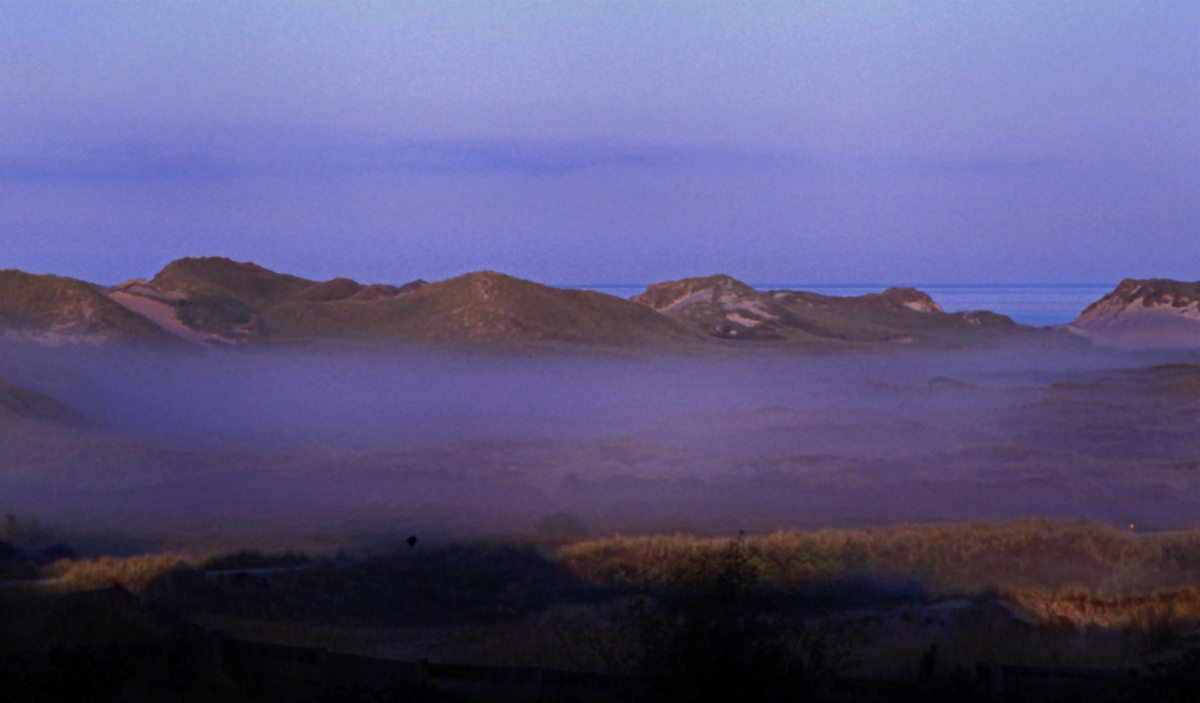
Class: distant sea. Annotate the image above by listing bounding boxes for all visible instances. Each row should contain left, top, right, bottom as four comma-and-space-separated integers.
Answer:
561, 284, 1116, 328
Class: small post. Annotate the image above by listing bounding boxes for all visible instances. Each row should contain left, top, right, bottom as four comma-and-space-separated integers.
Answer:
416, 658, 430, 686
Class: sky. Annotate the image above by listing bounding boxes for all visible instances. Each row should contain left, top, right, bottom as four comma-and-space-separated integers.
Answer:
0, 1, 1196, 286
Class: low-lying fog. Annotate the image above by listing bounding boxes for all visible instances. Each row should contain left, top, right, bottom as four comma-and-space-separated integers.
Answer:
2, 340, 1198, 553
0, 342, 1140, 447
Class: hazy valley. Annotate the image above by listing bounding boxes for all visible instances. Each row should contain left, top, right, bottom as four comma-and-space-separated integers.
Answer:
0, 259, 1197, 546
3, 260, 1200, 701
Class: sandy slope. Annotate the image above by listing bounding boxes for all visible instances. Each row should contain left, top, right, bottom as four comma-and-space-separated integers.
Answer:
109, 291, 211, 345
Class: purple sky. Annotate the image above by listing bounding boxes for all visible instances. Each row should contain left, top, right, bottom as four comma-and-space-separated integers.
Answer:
1, 1, 1196, 286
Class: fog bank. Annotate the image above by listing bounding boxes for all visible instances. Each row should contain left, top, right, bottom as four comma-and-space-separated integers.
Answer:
1, 341, 1197, 552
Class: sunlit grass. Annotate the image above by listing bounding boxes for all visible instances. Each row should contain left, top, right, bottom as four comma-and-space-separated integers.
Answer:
554, 519, 1200, 676
43, 553, 194, 594
24, 520, 1200, 679
560, 518, 1200, 592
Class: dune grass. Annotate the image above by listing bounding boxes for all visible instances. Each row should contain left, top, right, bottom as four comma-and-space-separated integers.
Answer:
43, 553, 194, 594
553, 519, 1200, 677
20, 520, 1200, 682
560, 519, 1200, 603
560, 519, 1197, 586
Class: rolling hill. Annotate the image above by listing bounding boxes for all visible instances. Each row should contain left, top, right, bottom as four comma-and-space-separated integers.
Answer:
109, 257, 321, 344
2, 258, 1111, 350
108, 259, 698, 348
148, 257, 317, 309
0, 270, 181, 347
1070, 279, 1200, 349
630, 274, 1033, 346
262, 270, 703, 346
109, 258, 428, 345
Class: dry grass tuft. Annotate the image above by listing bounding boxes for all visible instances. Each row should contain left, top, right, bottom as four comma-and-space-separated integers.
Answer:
44, 554, 193, 594
558, 519, 1200, 675
559, 519, 1200, 595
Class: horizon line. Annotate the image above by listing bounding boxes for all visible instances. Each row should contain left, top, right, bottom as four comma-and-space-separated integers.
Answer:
555, 282, 1118, 289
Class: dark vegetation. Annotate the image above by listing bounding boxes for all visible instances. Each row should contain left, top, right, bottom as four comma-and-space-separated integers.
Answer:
622, 539, 848, 703
155, 545, 607, 628
204, 550, 313, 571
170, 295, 256, 336
3, 524, 1200, 702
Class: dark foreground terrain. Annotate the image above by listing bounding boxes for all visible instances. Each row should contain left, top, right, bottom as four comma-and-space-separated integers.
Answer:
3, 522, 1200, 703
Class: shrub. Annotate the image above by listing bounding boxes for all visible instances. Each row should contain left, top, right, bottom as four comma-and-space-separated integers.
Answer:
626, 539, 842, 703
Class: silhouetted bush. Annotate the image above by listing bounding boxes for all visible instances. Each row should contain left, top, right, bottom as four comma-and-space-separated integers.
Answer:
627, 539, 845, 703
28, 542, 75, 565
204, 550, 311, 571
1161, 650, 1200, 700
0, 540, 21, 562
149, 543, 611, 627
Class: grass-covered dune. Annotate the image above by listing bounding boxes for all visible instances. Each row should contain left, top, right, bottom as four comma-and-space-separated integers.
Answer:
561, 519, 1200, 594
262, 270, 704, 347
0, 270, 181, 346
